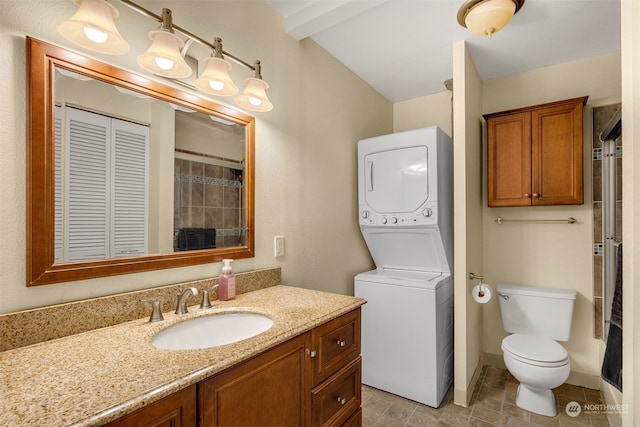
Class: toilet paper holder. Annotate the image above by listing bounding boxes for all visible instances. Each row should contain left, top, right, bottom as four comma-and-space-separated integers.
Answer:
468, 273, 483, 281
469, 273, 487, 298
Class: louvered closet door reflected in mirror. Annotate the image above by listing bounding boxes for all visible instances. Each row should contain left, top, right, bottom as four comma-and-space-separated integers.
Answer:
55, 105, 149, 262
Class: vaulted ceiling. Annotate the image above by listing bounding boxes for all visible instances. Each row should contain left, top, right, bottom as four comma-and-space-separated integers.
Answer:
266, 0, 621, 102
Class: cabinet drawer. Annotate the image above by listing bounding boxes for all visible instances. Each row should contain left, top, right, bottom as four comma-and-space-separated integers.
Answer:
312, 357, 361, 427
311, 308, 361, 385
341, 407, 362, 427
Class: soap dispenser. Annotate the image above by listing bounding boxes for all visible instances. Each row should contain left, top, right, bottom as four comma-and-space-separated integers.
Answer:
218, 259, 236, 301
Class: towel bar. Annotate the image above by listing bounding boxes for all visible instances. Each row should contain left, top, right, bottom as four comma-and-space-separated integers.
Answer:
495, 217, 577, 225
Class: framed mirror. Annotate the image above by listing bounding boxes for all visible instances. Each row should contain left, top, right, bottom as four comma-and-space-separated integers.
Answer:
27, 37, 255, 286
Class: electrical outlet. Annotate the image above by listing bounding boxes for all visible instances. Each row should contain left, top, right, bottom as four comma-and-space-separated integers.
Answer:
274, 236, 285, 257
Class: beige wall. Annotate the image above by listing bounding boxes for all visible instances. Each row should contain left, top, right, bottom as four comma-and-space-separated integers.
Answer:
451, 42, 485, 406
0, 0, 391, 313
621, 0, 640, 424
393, 91, 452, 135
481, 52, 621, 388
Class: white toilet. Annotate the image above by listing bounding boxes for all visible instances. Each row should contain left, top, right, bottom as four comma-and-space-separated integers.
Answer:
497, 283, 577, 417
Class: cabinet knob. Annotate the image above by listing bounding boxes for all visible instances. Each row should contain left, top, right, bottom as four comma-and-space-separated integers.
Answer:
308, 349, 317, 358
336, 339, 346, 347
533, 193, 541, 198
337, 397, 347, 405
524, 193, 531, 198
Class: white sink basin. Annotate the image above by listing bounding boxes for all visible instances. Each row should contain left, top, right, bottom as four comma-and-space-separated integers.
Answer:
151, 313, 274, 350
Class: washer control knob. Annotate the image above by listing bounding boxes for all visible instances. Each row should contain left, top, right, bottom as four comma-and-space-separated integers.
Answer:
422, 208, 433, 217
391, 217, 398, 224
361, 210, 369, 219
381, 217, 388, 224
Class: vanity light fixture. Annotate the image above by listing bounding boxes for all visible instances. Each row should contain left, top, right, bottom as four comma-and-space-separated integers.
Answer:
57, 0, 130, 54
57, 0, 273, 112
235, 61, 273, 112
457, 0, 525, 38
194, 38, 238, 96
136, 8, 192, 79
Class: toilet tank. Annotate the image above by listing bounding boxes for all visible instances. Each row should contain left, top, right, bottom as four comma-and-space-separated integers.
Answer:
497, 283, 577, 341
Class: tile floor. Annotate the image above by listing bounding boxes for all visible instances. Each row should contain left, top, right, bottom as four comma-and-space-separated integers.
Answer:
362, 366, 611, 427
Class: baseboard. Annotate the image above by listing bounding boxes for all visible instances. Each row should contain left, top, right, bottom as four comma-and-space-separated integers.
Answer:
483, 352, 601, 389
600, 379, 624, 427
483, 352, 506, 369
454, 353, 485, 407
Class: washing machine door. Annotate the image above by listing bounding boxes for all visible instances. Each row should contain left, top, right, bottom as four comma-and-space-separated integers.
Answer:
363, 145, 429, 214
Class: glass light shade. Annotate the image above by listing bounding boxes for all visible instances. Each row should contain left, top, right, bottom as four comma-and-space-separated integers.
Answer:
57, 0, 129, 55
194, 57, 238, 96
235, 77, 273, 112
136, 30, 192, 79
465, 0, 516, 37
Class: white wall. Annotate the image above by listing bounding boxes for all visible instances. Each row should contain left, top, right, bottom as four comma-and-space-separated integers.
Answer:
0, 0, 391, 313
481, 52, 621, 387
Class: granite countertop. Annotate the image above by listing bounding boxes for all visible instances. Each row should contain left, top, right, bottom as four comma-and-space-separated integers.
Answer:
0, 285, 365, 426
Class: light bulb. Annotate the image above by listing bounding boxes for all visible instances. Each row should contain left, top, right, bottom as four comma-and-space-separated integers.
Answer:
57, 0, 129, 54
154, 57, 174, 71
209, 80, 225, 91
249, 97, 262, 106
83, 26, 108, 43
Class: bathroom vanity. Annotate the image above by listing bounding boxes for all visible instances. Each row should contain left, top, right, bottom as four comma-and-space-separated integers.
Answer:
0, 285, 363, 426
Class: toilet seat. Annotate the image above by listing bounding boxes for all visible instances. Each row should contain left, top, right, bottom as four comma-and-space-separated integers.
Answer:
502, 334, 569, 367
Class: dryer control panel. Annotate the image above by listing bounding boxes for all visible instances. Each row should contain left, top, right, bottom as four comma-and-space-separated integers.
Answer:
360, 201, 438, 226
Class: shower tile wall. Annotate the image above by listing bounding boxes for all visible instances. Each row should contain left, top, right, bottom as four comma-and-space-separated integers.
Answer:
174, 158, 244, 248
592, 104, 622, 340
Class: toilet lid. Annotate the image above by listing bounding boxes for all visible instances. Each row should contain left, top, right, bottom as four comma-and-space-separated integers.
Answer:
502, 334, 568, 365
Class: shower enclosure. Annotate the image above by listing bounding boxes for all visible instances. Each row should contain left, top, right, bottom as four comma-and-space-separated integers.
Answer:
598, 106, 622, 338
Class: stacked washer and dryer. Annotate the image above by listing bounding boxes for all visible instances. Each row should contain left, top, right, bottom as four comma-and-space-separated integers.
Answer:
354, 126, 454, 408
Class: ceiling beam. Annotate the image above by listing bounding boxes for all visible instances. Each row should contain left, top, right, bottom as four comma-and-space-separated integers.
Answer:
285, 0, 390, 40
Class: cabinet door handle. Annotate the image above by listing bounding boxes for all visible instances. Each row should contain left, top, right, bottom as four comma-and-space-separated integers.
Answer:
336, 339, 346, 347
308, 349, 317, 358
524, 193, 531, 198
337, 397, 347, 405
533, 193, 541, 198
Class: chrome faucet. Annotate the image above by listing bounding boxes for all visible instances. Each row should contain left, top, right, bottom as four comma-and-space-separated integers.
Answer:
200, 285, 219, 309
175, 287, 199, 314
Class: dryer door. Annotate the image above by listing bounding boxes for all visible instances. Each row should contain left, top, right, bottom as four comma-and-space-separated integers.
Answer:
363, 146, 429, 214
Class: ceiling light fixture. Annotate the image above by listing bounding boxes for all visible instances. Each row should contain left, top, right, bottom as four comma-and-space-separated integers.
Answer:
457, 0, 525, 38
57, 0, 130, 54
57, 0, 273, 112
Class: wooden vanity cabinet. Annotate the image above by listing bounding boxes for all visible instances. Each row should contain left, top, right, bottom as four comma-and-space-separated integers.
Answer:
199, 308, 362, 427
484, 96, 588, 207
107, 309, 362, 427
199, 333, 311, 427
310, 308, 362, 427
104, 384, 196, 427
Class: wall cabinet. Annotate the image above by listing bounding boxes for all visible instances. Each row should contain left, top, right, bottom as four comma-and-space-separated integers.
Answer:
484, 96, 588, 207
107, 309, 361, 427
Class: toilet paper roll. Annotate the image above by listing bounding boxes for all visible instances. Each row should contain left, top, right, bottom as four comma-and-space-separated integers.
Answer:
472, 283, 492, 304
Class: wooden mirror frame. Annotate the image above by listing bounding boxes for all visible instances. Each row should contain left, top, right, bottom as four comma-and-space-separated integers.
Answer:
26, 37, 255, 286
